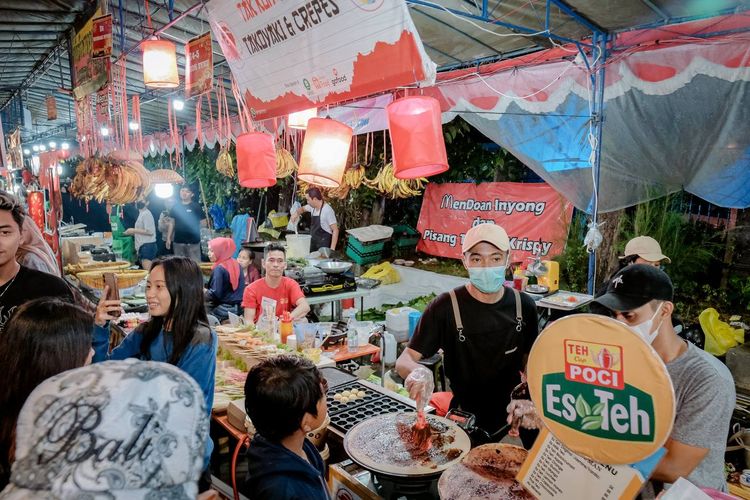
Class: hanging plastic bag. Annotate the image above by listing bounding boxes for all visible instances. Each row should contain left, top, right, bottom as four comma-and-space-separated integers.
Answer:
699, 308, 744, 356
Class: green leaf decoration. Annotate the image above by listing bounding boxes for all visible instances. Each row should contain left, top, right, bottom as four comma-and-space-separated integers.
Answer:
582, 417, 602, 431
575, 394, 592, 418
592, 402, 605, 416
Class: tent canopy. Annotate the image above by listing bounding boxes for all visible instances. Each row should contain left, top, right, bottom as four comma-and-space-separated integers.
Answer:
0, 0, 749, 210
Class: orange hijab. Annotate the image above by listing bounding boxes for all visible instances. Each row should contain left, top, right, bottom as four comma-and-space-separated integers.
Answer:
209, 237, 240, 290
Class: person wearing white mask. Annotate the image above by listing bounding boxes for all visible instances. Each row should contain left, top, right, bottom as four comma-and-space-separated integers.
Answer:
396, 223, 539, 443
509, 264, 735, 494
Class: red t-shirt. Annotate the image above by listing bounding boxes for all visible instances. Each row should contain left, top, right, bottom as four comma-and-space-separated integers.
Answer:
241, 276, 305, 320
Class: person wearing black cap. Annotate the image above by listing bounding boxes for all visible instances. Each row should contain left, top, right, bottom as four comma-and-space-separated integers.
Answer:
592, 264, 735, 494
508, 265, 735, 493
169, 184, 206, 262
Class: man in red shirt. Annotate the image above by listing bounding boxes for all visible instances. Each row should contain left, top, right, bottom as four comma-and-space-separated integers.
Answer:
242, 243, 310, 324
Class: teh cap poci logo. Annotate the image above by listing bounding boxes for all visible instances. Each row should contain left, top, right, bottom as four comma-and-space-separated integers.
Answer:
527, 315, 675, 464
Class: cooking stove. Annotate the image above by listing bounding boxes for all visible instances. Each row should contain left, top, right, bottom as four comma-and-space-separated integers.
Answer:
371, 473, 439, 499
327, 381, 415, 434
286, 266, 357, 297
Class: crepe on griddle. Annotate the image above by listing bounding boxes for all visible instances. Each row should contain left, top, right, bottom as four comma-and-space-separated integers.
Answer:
438, 444, 534, 500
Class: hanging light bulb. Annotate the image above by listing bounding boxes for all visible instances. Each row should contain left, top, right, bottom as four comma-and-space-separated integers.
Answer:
236, 132, 277, 188
61, 142, 70, 150
172, 99, 184, 111
142, 39, 179, 88
387, 96, 449, 179
23, 149, 30, 155
129, 121, 140, 131
101, 127, 110, 137
288, 107, 317, 130
32, 145, 39, 152
39, 144, 46, 151
154, 183, 175, 199
298, 118, 353, 188
49, 141, 57, 149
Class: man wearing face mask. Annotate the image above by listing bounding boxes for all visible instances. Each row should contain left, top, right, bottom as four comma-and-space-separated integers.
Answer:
591, 264, 735, 493
396, 223, 539, 442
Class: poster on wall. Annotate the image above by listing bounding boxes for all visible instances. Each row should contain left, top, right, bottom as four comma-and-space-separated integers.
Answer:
416, 182, 573, 261
185, 33, 214, 98
92, 14, 112, 58
72, 10, 111, 99
206, 0, 436, 120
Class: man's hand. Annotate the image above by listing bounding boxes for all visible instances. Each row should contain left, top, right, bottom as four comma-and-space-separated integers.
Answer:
506, 399, 543, 430
405, 365, 433, 401
166, 240, 172, 250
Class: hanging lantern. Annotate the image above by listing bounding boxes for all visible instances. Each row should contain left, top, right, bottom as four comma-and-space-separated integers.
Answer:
288, 107, 317, 130
387, 96, 448, 179
142, 39, 179, 88
298, 118, 353, 188
237, 132, 276, 188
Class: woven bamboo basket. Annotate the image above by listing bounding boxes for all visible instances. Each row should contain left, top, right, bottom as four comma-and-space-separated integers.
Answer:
77, 270, 148, 290
64, 261, 131, 276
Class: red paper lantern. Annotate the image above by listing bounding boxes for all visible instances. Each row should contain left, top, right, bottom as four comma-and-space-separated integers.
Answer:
298, 118, 353, 188
387, 96, 448, 179
142, 39, 179, 88
237, 132, 276, 188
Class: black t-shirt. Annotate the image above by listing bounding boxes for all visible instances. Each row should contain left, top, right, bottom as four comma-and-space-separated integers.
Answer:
170, 201, 204, 244
409, 285, 539, 433
0, 266, 74, 334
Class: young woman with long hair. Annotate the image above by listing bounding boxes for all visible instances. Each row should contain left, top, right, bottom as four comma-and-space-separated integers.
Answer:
93, 255, 218, 484
0, 298, 94, 489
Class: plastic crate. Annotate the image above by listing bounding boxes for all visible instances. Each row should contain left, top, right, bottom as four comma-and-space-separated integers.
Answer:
346, 234, 387, 255
391, 224, 419, 249
346, 242, 382, 265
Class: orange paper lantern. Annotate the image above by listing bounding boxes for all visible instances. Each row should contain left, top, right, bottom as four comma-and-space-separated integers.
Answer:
142, 39, 179, 88
387, 96, 448, 179
237, 132, 276, 188
298, 118, 353, 188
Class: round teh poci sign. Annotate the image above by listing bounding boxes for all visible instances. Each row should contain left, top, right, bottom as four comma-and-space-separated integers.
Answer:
526, 314, 676, 465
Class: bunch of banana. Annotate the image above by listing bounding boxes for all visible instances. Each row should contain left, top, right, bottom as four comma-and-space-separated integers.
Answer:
276, 147, 297, 178
363, 163, 428, 198
390, 177, 427, 199
342, 165, 366, 189
327, 182, 351, 200
216, 147, 234, 177
70, 155, 151, 204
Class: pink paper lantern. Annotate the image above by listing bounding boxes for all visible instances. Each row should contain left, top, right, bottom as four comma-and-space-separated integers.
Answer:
237, 132, 276, 188
387, 96, 449, 179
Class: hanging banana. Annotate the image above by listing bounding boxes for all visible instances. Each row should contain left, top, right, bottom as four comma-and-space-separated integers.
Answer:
276, 147, 297, 178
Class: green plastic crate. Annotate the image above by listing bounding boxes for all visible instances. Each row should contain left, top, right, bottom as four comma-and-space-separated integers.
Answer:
346, 242, 382, 265
391, 224, 420, 249
346, 234, 387, 255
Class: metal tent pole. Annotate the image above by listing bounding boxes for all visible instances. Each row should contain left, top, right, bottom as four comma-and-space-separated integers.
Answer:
587, 31, 609, 295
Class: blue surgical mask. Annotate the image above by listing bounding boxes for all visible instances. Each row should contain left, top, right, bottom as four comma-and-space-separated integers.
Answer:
468, 266, 506, 293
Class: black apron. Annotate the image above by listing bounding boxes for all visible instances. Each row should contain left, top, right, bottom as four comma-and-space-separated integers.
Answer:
310, 203, 333, 251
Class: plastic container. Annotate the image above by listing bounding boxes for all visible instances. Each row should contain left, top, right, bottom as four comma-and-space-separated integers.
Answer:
387, 327, 409, 343
345, 242, 382, 265
408, 311, 422, 339
391, 224, 420, 249
386, 307, 418, 332
347, 234, 387, 255
286, 234, 311, 258
382, 332, 397, 365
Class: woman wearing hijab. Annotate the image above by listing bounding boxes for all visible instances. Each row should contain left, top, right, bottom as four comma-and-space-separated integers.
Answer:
205, 237, 246, 322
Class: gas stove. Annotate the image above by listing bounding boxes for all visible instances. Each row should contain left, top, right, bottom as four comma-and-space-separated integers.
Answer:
286, 266, 357, 296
